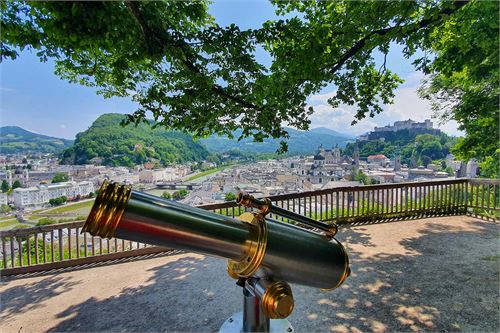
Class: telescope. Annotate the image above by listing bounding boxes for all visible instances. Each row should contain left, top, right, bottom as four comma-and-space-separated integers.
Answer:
83, 181, 350, 332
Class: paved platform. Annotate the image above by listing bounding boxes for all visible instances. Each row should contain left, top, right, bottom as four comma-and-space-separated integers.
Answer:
1, 216, 499, 332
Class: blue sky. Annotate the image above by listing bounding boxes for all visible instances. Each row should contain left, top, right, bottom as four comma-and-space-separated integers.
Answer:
0, 0, 460, 139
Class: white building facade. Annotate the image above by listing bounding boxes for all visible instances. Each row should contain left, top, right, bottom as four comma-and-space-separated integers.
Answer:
13, 181, 94, 209
0, 193, 8, 206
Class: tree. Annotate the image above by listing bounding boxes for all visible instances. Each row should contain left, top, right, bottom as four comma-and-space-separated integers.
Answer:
224, 192, 236, 202
12, 180, 22, 189
444, 166, 454, 176
1, 180, 10, 193
353, 171, 368, 185
36, 217, 57, 226
0, 204, 12, 214
161, 191, 172, 200
420, 156, 432, 168
2, 1, 481, 153
48, 196, 67, 206
415, 134, 444, 160
52, 172, 69, 183
418, 1, 499, 177
206, 155, 220, 166
172, 189, 188, 200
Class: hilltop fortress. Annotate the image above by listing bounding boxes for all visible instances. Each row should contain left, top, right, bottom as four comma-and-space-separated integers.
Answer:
359, 119, 441, 141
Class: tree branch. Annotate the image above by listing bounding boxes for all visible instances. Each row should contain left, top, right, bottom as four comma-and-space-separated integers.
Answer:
322, 0, 469, 76
125, 1, 264, 112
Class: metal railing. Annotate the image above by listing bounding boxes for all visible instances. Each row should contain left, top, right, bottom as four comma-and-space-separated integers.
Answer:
1, 178, 498, 276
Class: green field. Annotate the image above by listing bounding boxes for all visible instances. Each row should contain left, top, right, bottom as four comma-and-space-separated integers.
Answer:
186, 166, 228, 182
38, 200, 95, 215
0, 218, 21, 230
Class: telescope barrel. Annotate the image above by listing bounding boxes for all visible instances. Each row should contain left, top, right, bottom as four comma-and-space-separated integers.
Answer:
83, 182, 249, 260
83, 181, 349, 290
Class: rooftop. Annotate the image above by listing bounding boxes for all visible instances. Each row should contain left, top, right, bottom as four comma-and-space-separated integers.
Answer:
1, 216, 498, 332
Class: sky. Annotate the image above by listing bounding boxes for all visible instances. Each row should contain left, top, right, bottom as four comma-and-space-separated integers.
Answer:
0, 0, 461, 140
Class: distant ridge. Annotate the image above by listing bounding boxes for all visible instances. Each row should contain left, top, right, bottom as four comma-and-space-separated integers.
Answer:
309, 127, 354, 138
200, 127, 354, 154
0, 126, 73, 154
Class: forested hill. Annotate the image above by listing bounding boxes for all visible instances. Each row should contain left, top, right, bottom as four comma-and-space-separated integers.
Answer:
0, 126, 73, 154
343, 130, 457, 166
60, 113, 208, 166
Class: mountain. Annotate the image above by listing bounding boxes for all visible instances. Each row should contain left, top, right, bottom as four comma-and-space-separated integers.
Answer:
60, 113, 209, 166
0, 126, 73, 154
309, 127, 354, 138
200, 127, 354, 154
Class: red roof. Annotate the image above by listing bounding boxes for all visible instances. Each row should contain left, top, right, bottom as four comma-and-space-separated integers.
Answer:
367, 154, 387, 160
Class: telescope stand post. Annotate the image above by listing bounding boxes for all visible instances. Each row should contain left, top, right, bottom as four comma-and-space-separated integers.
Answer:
219, 287, 294, 333
243, 287, 270, 332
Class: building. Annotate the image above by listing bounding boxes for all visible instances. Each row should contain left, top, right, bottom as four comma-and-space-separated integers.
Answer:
313, 145, 342, 166
13, 181, 94, 209
466, 159, 479, 178
0, 193, 8, 206
367, 154, 388, 166
373, 119, 433, 133
360, 119, 440, 141
139, 169, 166, 183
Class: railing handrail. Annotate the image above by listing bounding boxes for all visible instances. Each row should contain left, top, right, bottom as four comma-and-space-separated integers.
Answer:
198, 178, 473, 210
2, 178, 498, 238
0, 220, 86, 238
468, 178, 500, 185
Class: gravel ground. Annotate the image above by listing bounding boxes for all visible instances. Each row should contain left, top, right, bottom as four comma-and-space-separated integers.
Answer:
1, 216, 498, 333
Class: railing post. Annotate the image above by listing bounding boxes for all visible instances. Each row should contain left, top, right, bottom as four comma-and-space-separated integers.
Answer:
1, 237, 6, 269
464, 180, 469, 214
335, 190, 339, 224
58, 229, 63, 262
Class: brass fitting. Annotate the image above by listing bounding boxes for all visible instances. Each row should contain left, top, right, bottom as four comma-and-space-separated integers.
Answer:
82, 181, 132, 239
236, 192, 271, 216
227, 212, 268, 278
261, 281, 294, 319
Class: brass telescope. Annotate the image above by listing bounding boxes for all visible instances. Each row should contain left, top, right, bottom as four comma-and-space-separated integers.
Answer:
83, 181, 350, 332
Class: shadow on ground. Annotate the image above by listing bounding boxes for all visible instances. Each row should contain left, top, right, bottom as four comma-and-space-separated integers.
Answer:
1, 218, 498, 332
48, 255, 241, 332
1, 276, 79, 321
292, 219, 499, 333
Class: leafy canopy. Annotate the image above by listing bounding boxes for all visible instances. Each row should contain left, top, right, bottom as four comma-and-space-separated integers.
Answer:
417, 1, 499, 177
1, 180, 10, 193
2, 0, 496, 162
52, 172, 69, 183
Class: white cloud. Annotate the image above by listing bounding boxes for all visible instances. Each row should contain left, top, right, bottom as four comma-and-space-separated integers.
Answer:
60, 124, 67, 129
309, 90, 337, 103
307, 71, 463, 137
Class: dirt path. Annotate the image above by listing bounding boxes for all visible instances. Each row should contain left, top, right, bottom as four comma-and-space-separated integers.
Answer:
1, 216, 498, 332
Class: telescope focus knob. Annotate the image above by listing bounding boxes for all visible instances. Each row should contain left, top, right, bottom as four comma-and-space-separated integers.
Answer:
248, 279, 294, 319
262, 281, 294, 319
